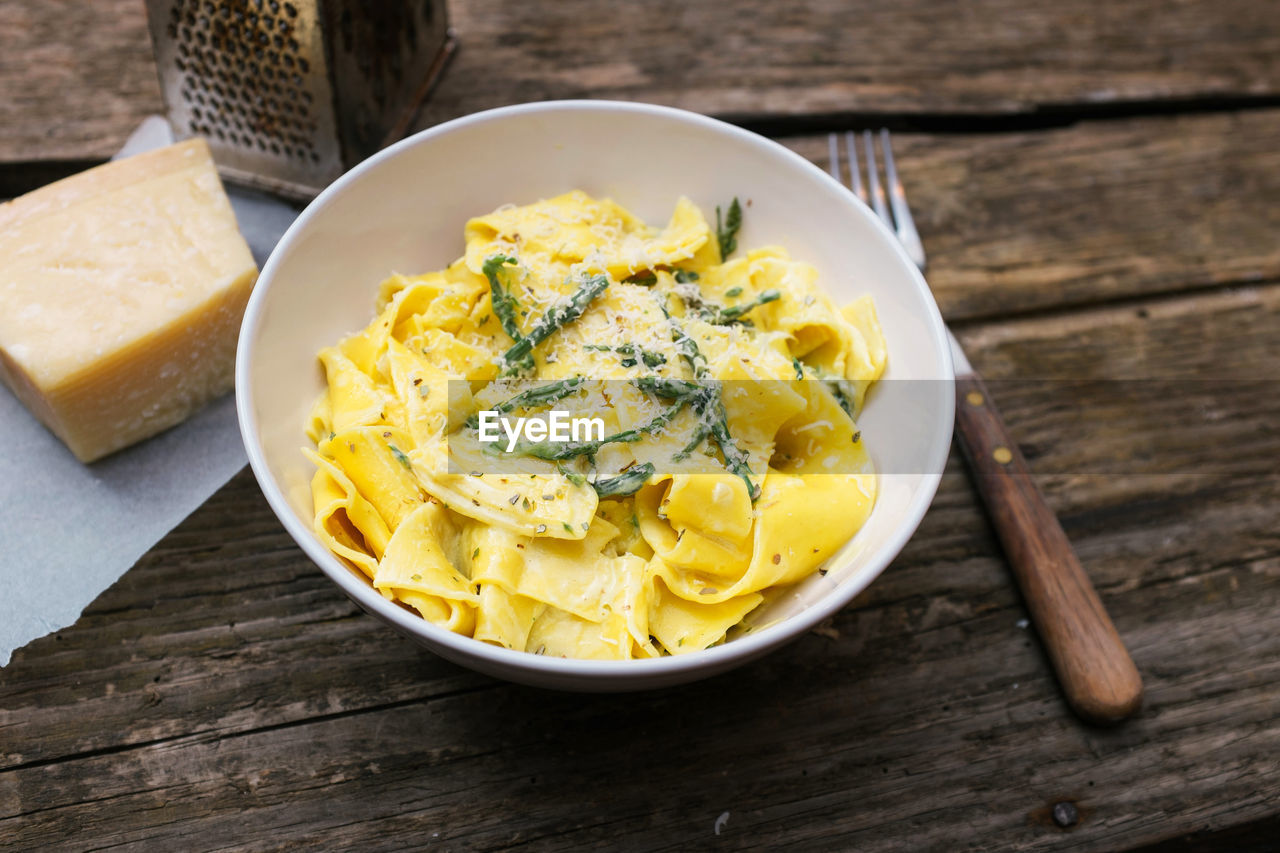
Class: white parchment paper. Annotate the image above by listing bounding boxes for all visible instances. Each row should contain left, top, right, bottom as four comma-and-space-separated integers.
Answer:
0, 117, 300, 666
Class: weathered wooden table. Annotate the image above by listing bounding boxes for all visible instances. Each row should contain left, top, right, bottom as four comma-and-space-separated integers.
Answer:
3, 1, 1279, 849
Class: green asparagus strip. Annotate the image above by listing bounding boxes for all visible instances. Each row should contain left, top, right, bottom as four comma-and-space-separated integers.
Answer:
709, 409, 760, 500
716, 197, 742, 259
556, 461, 587, 487
482, 254, 525, 342
823, 378, 858, 420
673, 402, 715, 461
500, 272, 610, 373
592, 463, 656, 498
634, 347, 668, 368
632, 376, 702, 399
387, 444, 412, 470
465, 377, 586, 428
708, 289, 781, 324
583, 344, 667, 367
663, 310, 710, 377
507, 398, 686, 461
658, 306, 761, 499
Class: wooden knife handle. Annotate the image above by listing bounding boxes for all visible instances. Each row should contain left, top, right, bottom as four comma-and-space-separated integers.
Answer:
954, 373, 1143, 724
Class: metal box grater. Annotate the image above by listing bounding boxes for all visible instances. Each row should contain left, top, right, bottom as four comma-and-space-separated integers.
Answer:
144, 0, 456, 199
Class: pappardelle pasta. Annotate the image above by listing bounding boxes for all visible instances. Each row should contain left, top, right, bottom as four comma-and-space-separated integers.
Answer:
305, 191, 886, 659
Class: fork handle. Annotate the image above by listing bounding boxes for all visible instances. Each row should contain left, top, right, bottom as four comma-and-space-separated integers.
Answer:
954, 372, 1143, 724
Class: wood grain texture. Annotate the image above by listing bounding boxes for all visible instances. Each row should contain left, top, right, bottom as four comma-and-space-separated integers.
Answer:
0, 0, 162, 163
5, 0, 1280, 161
7, 109, 1280, 326
955, 372, 1142, 724
781, 109, 1280, 321
2, 284, 1277, 851
3, 2, 1279, 847
7, 110, 1279, 324
4, 4, 1280, 322
417, 0, 1280, 125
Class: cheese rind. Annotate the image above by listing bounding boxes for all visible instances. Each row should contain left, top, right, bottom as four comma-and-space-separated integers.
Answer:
0, 139, 258, 462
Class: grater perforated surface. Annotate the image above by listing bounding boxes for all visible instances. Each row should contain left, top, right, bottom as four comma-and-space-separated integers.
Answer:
150, 0, 344, 198
147, 0, 454, 199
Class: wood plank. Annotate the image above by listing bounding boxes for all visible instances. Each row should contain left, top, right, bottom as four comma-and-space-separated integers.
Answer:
781, 109, 1280, 321
8, 107, 1277, 327
417, 0, 1280, 127
0, 0, 161, 163
5, 0, 1280, 162
1, 475, 1276, 851
2, 284, 1277, 850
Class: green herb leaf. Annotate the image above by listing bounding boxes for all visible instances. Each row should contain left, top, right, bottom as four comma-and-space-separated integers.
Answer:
673, 269, 700, 284
481, 254, 525, 343
466, 377, 585, 428
716, 197, 743, 260
506, 398, 686, 461
583, 344, 666, 368
708, 288, 780, 324
823, 379, 858, 420
661, 312, 760, 499
556, 461, 587, 487
500, 272, 610, 374
387, 443, 412, 469
708, 404, 760, 500
632, 376, 701, 399
593, 463, 656, 498
725, 286, 743, 298
624, 272, 658, 286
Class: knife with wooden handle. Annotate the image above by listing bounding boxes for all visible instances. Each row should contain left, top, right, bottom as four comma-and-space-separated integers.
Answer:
949, 332, 1144, 724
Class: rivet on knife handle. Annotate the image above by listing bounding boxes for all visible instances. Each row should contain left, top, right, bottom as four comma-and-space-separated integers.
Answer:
954, 372, 1144, 724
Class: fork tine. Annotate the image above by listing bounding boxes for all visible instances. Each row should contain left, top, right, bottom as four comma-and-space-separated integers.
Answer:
844, 131, 865, 203
826, 133, 841, 182
862, 130, 892, 230
879, 128, 927, 270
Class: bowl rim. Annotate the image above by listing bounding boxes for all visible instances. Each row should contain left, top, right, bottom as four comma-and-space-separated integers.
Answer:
236, 99, 954, 680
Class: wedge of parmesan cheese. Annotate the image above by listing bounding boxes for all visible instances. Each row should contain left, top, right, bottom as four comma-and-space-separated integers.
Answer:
0, 138, 258, 462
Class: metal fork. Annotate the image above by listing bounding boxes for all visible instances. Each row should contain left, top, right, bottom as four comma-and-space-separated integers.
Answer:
829, 130, 1143, 725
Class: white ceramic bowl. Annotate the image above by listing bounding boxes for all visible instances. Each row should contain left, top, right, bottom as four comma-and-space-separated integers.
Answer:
236, 101, 953, 690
